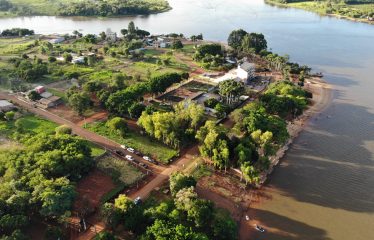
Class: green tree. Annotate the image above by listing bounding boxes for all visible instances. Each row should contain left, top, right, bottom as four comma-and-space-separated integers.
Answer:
187, 199, 214, 228
172, 40, 184, 49
32, 177, 76, 217
128, 21, 136, 35
174, 187, 197, 212
227, 29, 248, 50
5, 111, 15, 121
100, 31, 107, 41
63, 52, 72, 63
240, 162, 259, 185
68, 92, 91, 115
169, 173, 197, 197
55, 125, 72, 135
94, 231, 117, 240
28, 90, 40, 101
212, 210, 238, 240
106, 117, 127, 137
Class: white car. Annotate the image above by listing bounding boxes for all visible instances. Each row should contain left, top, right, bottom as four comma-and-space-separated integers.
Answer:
127, 148, 135, 153
143, 156, 151, 161
125, 155, 134, 161
120, 145, 126, 149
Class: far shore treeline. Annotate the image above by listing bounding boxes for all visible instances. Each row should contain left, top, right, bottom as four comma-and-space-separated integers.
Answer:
0, 0, 170, 17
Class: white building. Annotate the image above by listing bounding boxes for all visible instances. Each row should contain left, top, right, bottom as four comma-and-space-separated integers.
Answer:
106, 28, 117, 42
72, 56, 85, 64
237, 62, 256, 84
49, 37, 65, 44
0, 100, 15, 112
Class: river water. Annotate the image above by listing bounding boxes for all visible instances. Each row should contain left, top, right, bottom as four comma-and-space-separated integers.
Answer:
1, 0, 373, 239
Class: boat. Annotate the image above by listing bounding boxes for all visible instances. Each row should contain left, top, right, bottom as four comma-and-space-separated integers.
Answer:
255, 224, 265, 233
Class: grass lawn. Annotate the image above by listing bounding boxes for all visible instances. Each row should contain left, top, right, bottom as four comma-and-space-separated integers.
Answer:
97, 155, 144, 185
0, 114, 106, 157
85, 121, 179, 164
46, 88, 68, 102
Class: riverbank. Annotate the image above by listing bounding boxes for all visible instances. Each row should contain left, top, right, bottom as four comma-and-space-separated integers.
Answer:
240, 76, 334, 239
0, 0, 171, 18
265, 0, 374, 25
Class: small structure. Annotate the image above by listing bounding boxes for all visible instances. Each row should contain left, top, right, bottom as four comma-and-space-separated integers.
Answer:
72, 56, 85, 64
35, 86, 45, 94
40, 91, 53, 99
49, 37, 65, 44
0, 100, 15, 112
106, 28, 117, 42
153, 37, 170, 48
237, 61, 256, 84
37, 96, 62, 109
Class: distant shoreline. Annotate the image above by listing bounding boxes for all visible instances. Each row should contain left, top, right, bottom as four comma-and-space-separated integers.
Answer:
265, 0, 374, 25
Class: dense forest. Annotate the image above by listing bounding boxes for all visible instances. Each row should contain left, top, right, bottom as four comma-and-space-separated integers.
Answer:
0, 0, 170, 17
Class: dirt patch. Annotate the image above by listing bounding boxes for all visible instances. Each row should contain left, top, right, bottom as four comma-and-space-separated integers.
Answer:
74, 168, 116, 211
77, 111, 108, 127
48, 104, 83, 123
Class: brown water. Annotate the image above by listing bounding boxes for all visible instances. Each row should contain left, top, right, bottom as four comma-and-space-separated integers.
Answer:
1, 0, 374, 239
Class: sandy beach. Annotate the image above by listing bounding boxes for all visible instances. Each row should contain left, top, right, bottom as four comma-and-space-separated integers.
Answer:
239, 76, 334, 240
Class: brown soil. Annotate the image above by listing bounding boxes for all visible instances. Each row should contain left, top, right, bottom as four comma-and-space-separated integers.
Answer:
48, 104, 84, 123
74, 168, 116, 212
77, 111, 108, 127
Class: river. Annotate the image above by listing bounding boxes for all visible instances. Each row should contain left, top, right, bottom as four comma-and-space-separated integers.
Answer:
1, 0, 373, 239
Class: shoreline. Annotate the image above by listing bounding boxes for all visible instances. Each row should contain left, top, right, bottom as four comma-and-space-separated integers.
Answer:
265, 0, 374, 25
240, 76, 334, 239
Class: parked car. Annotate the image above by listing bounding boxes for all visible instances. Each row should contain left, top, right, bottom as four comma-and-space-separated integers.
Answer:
139, 162, 149, 169
120, 145, 126, 149
133, 160, 139, 164
115, 150, 124, 156
127, 148, 135, 153
134, 150, 142, 156
143, 156, 158, 165
134, 196, 142, 205
125, 155, 134, 161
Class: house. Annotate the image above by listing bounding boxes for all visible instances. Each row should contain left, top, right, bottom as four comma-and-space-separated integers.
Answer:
40, 91, 53, 99
106, 28, 117, 42
49, 37, 65, 44
35, 86, 45, 94
0, 100, 15, 112
153, 37, 170, 48
72, 56, 85, 64
37, 96, 62, 109
237, 61, 255, 84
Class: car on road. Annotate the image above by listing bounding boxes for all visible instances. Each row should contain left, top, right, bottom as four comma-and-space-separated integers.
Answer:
139, 162, 149, 169
134, 196, 142, 205
127, 147, 135, 153
143, 156, 158, 165
125, 155, 134, 161
120, 145, 126, 149
134, 150, 142, 156
115, 150, 124, 156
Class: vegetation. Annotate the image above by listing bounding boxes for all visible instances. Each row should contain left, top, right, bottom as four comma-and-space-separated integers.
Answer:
99, 173, 237, 239
85, 121, 178, 164
0, 0, 170, 17
265, 0, 374, 22
97, 155, 144, 185
0, 126, 93, 238
138, 101, 206, 149
0, 28, 34, 36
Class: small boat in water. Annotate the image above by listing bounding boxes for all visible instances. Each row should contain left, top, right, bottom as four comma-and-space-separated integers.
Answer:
255, 224, 265, 233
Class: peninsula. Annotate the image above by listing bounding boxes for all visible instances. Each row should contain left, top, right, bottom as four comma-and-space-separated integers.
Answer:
266, 0, 374, 24
0, 0, 171, 17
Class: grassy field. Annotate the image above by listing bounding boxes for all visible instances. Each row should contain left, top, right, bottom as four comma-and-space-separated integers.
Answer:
0, 115, 106, 157
97, 155, 144, 185
85, 121, 179, 163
